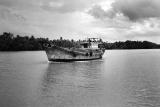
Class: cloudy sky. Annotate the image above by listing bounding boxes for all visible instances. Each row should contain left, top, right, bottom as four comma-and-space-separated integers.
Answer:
0, 0, 160, 43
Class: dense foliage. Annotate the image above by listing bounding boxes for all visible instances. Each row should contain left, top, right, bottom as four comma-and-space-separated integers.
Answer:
104, 40, 160, 49
0, 32, 160, 51
0, 32, 79, 51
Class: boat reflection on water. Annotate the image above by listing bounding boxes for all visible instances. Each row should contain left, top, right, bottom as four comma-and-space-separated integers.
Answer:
40, 61, 105, 107
42, 60, 104, 91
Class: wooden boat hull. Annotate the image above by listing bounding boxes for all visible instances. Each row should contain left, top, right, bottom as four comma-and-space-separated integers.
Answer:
48, 57, 102, 62
45, 45, 105, 62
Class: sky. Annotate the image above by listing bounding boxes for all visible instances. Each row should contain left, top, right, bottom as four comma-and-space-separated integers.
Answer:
0, 0, 160, 43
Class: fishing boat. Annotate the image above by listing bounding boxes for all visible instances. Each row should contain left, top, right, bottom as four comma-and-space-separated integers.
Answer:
45, 38, 105, 62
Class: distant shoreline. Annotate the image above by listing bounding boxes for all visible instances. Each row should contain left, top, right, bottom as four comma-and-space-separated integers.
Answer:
0, 48, 160, 53
0, 32, 160, 51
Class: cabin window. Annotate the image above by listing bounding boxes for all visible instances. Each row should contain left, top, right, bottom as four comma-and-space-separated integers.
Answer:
83, 44, 88, 48
90, 51, 93, 56
85, 53, 89, 56
81, 43, 89, 48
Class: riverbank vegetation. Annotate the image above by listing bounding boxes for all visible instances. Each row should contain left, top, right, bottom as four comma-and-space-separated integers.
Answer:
0, 32, 79, 51
0, 32, 160, 51
103, 41, 160, 49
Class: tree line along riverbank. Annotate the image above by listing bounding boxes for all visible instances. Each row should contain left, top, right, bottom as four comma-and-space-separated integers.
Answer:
0, 32, 160, 51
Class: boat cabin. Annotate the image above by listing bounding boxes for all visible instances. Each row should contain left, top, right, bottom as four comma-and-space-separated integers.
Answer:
80, 42, 91, 48
80, 38, 103, 49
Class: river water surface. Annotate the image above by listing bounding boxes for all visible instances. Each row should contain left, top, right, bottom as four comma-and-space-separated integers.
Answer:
0, 50, 160, 107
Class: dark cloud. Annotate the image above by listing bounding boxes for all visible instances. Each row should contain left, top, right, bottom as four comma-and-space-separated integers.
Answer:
88, 5, 115, 19
112, 0, 160, 21
88, 0, 160, 21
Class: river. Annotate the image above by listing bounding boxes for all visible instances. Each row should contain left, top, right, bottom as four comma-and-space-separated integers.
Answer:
0, 50, 160, 107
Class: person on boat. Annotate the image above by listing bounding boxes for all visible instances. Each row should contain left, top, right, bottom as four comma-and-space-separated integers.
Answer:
90, 51, 93, 56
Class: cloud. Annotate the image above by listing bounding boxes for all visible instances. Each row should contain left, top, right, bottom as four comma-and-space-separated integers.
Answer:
88, 0, 160, 21
0, 6, 26, 22
88, 5, 115, 19
112, 0, 160, 21
0, 0, 160, 43
40, 0, 102, 13
0, 0, 39, 10
41, 0, 82, 13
